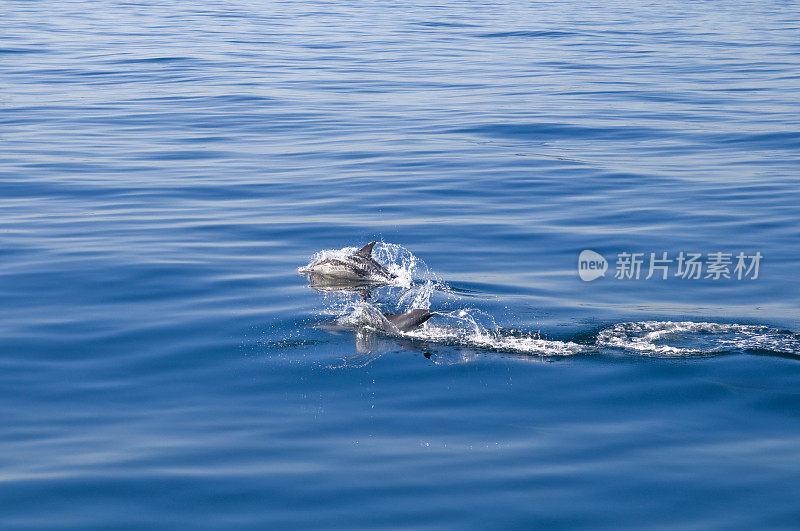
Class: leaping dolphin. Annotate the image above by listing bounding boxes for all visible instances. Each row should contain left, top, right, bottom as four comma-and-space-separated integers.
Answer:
299, 242, 397, 282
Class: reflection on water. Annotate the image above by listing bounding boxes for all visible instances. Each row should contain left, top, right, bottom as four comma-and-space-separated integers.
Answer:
304, 272, 383, 300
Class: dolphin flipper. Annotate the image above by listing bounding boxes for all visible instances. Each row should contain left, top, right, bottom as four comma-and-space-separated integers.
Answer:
355, 241, 377, 258
384, 309, 433, 332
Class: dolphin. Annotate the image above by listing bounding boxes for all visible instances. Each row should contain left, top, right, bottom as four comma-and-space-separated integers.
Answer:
299, 242, 397, 282
316, 308, 433, 334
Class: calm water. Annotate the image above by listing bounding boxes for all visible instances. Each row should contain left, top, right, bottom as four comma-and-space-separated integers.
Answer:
2, 0, 800, 527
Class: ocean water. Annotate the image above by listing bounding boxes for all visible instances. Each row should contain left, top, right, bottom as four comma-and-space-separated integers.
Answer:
2, 0, 800, 527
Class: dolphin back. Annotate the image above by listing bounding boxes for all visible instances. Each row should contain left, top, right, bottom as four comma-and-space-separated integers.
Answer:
384, 309, 433, 332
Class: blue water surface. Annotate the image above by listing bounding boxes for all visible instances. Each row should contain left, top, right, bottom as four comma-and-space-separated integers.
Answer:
2, 0, 800, 528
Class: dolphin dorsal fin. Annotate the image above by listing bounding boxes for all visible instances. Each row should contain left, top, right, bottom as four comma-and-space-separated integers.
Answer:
355, 241, 377, 257
384, 309, 433, 332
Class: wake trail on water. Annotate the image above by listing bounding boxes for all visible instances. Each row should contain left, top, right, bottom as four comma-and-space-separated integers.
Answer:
596, 321, 800, 358
305, 242, 800, 359
334, 302, 586, 357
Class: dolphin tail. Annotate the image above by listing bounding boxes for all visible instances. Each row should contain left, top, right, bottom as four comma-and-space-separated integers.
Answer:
355, 241, 377, 257
384, 309, 433, 332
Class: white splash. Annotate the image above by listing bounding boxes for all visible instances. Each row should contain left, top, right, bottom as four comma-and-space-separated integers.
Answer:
596, 321, 800, 357
334, 302, 389, 330
406, 309, 585, 357
371, 241, 432, 287
333, 302, 585, 357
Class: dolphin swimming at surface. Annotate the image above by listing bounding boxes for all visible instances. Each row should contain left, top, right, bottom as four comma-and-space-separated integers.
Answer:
316, 308, 433, 334
299, 241, 397, 282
